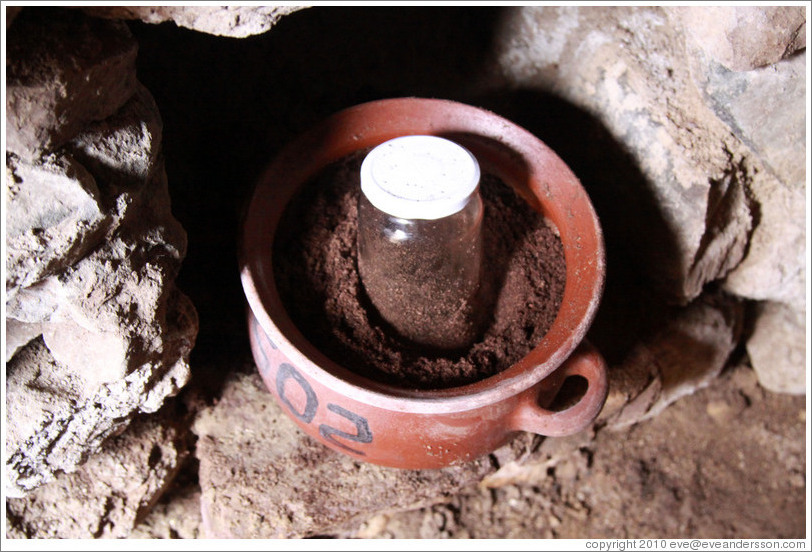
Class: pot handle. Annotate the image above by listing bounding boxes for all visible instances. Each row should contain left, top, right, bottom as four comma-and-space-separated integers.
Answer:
509, 340, 608, 437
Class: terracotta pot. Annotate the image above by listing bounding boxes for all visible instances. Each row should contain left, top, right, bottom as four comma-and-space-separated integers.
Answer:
240, 98, 607, 469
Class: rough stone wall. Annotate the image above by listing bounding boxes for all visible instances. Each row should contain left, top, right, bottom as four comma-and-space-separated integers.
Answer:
5, 401, 194, 538
489, 5, 806, 395
3, 4, 806, 539
79, 5, 308, 38
4, 8, 198, 502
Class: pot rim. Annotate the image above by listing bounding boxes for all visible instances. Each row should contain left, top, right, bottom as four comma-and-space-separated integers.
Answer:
240, 97, 605, 414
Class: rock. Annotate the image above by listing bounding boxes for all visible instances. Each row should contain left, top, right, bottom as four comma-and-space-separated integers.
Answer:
355, 513, 393, 539
722, 160, 805, 308
746, 302, 806, 395
43, 175, 186, 383
721, 173, 804, 397
6, 85, 185, 385
5, 8, 138, 161
5, 402, 193, 538
705, 394, 748, 424
193, 370, 499, 538
4, 289, 195, 497
4, 10, 197, 498
5, 318, 43, 362
721, 171, 804, 398
6, 164, 188, 385
682, 153, 754, 303
5, 153, 110, 294
683, 23, 806, 397
697, 51, 806, 383
602, 294, 743, 429
80, 5, 308, 38
697, 51, 806, 189
491, 6, 760, 304
666, 6, 806, 72
68, 81, 165, 190
38, 233, 174, 383
5, 83, 164, 298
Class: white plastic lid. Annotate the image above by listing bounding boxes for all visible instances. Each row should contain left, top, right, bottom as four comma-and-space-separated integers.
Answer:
360, 135, 481, 220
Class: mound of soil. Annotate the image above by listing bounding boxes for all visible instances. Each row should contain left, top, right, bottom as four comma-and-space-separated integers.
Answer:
273, 151, 567, 389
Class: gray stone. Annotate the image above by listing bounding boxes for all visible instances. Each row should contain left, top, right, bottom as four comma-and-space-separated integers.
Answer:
5, 403, 192, 538
6, 85, 185, 385
666, 6, 806, 72
492, 6, 760, 304
678, 17, 806, 397
698, 50, 806, 191
723, 176, 805, 306
4, 20, 197, 498
43, 226, 184, 383
706, 55, 807, 382
192, 370, 500, 538
5, 318, 44, 363
726, 177, 805, 395
746, 302, 806, 395
5, 9, 138, 160
41, 172, 186, 385
5, 153, 110, 294
80, 5, 308, 38
68, 82, 165, 190
683, 153, 754, 303
4, 289, 195, 497
6, 166, 188, 386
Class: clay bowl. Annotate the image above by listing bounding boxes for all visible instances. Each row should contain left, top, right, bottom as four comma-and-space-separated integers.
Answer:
240, 98, 607, 469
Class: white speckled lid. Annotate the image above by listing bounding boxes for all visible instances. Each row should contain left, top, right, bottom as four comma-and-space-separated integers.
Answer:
360, 135, 480, 220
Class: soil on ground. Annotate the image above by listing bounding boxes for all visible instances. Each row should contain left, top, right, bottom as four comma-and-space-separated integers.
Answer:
348, 364, 807, 539
133, 363, 806, 539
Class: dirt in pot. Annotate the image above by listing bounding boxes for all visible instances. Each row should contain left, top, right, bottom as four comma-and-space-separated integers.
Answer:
273, 150, 566, 389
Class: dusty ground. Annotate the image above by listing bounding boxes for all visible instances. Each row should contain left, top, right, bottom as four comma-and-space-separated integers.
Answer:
345, 364, 806, 539
132, 362, 806, 539
358, 367, 806, 538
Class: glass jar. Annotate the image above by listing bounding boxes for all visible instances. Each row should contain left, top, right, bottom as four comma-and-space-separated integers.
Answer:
357, 135, 485, 351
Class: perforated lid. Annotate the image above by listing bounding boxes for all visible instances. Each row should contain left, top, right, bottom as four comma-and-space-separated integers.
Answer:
360, 135, 481, 220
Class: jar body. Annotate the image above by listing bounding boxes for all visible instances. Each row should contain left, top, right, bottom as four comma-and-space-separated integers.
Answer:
357, 191, 485, 350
